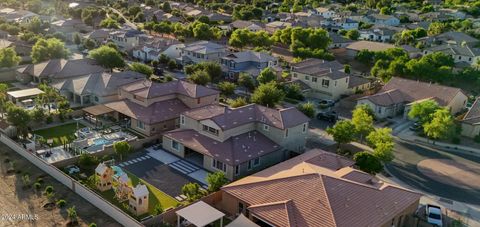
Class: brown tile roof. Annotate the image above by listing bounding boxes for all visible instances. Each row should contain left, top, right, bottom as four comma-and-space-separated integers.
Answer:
346, 40, 395, 52
347, 76, 371, 88
164, 129, 280, 165
121, 80, 219, 99
462, 98, 480, 125
183, 104, 310, 130
360, 77, 465, 107
104, 99, 189, 124
222, 149, 422, 227
292, 60, 348, 80
17, 59, 105, 79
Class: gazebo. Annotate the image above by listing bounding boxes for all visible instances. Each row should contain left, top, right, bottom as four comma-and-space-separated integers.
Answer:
176, 201, 225, 227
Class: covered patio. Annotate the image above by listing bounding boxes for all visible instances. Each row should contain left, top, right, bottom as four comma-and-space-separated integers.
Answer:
176, 201, 225, 227
82, 104, 115, 128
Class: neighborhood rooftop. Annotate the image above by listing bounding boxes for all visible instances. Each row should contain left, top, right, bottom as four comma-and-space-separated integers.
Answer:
121, 79, 220, 99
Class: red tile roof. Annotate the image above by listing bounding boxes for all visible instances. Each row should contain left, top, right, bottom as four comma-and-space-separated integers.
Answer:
222, 149, 422, 227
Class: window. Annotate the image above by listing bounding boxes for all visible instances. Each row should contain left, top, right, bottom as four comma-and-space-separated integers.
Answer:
334, 81, 337, 86
302, 123, 307, 133
137, 121, 145, 130
197, 98, 201, 104
180, 115, 185, 125
312, 77, 317, 82
212, 159, 226, 172
263, 124, 269, 131
305, 75, 310, 81
94, 96, 99, 102
235, 165, 240, 176
322, 79, 330, 87
172, 140, 179, 150
203, 124, 219, 136
253, 157, 260, 166
248, 158, 260, 170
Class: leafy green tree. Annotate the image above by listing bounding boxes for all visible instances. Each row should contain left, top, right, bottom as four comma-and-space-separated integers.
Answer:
73, 33, 82, 47
153, 203, 164, 215
88, 46, 125, 71
31, 38, 69, 63
167, 60, 177, 70
129, 62, 153, 76
352, 106, 374, 142
83, 38, 96, 50
228, 29, 250, 49
206, 171, 229, 192
344, 64, 351, 74
424, 108, 455, 141
218, 81, 236, 96
30, 107, 46, 123
162, 2, 172, 13
257, 67, 277, 84
367, 128, 393, 148
408, 100, 440, 124
372, 142, 395, 162
100, 17, 120, 29
354, 151, 383, 174
185, 62, 222, 82
251, 82, 285, 107
346, 30, 360, 40
428, 22, 448, 36
188, 70, 211, 86
192, 22, 214, 40
227, 97, 248, 108
113, 141, 132, 161
326, 120, 356, 149
0, 48, 21, 68
238, 73, 255, 92
182, 182, 203, 201
6, 104, 31, 138
23, 16, 43, 34
284, 83, 304, 100
0, 83, 9, 118
297, 102, 315, 118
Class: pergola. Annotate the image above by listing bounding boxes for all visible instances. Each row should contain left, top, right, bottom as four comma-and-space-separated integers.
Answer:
226, 214, 259, 227
176, 201, 225, 227
82, 104, 114, 127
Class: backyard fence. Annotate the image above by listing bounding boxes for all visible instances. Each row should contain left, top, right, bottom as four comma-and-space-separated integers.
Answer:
0, 133, 143, 227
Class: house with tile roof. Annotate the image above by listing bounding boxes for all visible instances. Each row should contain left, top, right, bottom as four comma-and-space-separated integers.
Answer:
229, 20, 265, 32
51, 71, 146, 106
16, 59, 106, 83
162, 103, 310, 180
364, 14, 400, 26
178, 41, 227, 65
461, 98, 480, 139
358, 77, 468, 119
291, 59, 371, 100
132, 37, 181, 62
83, 79, 220, 136
220, 51, 279, 79
423, 44, 480, 67
108, 29, 146, 51
219, 149, 422, 227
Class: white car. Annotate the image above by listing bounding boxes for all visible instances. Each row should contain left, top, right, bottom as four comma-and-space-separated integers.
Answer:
65, 165, 80, 175
426, 204, 443, 226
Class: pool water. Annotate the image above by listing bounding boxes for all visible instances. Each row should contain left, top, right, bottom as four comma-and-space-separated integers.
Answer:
93, 138, 112, 146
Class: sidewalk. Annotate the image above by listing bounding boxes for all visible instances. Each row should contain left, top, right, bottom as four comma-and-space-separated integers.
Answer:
396, 128, 480, 156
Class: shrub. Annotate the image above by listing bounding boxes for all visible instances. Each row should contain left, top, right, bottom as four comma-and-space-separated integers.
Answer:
451, 137, 460, 144
44, 185, 54, 194
46, 115, 53, 124
34, 182, 41, 190
474, 134, 480, 143
353, 151, 383, 174
56, 199, 67, 208
89, 223, 97, 227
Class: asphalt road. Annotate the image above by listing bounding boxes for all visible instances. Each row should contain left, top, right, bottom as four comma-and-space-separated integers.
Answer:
386, 139, 480, 205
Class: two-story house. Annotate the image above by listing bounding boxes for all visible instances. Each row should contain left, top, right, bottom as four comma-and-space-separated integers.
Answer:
359, 27, 397, 42
162, 104, 310, 180
108, 29, 145, 51
364, 14, 400, 27
321, 17, 359, 32
178, 41, 227, 65
291, 59, 371, 100
423, 44, 480, 67
132, 38, 180, 62
50, 19, 92, 41
220, 51, 278, 79
313, 7, 337, 18
83, 79, 220, 136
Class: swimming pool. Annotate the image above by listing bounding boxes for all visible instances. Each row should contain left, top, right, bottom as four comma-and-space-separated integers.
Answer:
93, 138, 113, 146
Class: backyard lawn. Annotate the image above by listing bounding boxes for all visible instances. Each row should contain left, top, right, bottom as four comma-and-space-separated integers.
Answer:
125, 170, 180, 213
33, 122, 85, 147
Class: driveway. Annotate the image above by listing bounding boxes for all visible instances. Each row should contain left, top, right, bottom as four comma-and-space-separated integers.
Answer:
385, 139, 480, 205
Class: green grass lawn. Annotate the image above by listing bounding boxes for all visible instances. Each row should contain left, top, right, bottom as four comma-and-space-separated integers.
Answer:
125, 170, 179, 213
33, 123, 85, 147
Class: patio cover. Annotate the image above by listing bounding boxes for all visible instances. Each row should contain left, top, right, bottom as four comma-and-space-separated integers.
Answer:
7, 88, 44, 98
83, 104, 114, 116
226, 214, 259, 227
176, 201, 225, 227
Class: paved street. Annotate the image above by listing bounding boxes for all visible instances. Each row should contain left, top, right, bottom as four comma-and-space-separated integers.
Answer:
386, 139, 480, 205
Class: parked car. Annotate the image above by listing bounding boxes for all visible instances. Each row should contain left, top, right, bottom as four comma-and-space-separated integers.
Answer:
318, 99, 335, 108
426, 204, 443, 227
317, 111, 338, 122
409, 122, 422, 131
65, 165, 80, 175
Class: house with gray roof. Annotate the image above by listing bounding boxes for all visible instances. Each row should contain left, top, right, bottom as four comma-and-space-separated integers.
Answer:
178, 41, 227, 65
132, 37, 180, 62
16, 59, 106, 83
357, 77, 468, 119
421, 31, 479, 46
220, 51, 279, 79
83, 79, 220, 136
423, 44, 480, 67
162, 103, 310, 180
108, 29, 146, 51
461, 98, 480, 138
51, 71, 146, 106
328, 32, 352, 49
364, 14, 400, 27
359, 27, 397, 42
291, 59, 371, 100
229, 20, 265, 32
